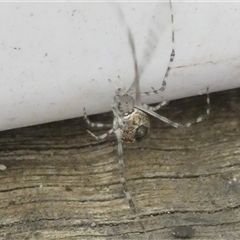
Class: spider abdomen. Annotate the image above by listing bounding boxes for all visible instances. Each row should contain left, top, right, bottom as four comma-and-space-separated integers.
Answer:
121, 108, 150, 143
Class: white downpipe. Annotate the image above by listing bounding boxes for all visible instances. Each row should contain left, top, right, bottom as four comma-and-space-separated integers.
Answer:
0, 2, 239, 131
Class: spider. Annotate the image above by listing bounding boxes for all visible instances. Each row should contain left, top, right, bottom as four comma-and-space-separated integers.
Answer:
83, 1, 210, 215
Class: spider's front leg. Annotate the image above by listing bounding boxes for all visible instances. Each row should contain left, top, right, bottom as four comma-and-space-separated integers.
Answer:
141, 0, 175, 98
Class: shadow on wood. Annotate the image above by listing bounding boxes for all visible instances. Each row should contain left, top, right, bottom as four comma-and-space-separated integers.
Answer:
0, 88, 240, 240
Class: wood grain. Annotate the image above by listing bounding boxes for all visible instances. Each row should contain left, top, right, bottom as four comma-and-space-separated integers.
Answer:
0, 88, 240, 240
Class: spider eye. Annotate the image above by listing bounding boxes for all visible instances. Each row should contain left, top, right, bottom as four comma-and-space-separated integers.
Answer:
118, 102, 122, 110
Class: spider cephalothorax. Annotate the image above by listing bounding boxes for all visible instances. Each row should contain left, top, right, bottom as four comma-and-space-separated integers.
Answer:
116, 94, 134, 115
112, 87, 150, 142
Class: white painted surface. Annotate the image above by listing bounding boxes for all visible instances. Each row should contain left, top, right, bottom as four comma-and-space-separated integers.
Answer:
0, 2, 240, 131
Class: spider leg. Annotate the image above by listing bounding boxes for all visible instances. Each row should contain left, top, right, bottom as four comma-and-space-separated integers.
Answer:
136, 104, 181, 128
126, 27, 141, 105
184, 87, 210, 127
138, 87, 210, 129
86, 128, 115, 140
115, 129, 137, 213
141, 0, 175, 97
85, 110, 119, 141
141, 100, 168, 112
83, 107, 112, 128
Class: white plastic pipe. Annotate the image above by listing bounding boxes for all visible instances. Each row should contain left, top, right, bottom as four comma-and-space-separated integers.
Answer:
0, 2, 240, 131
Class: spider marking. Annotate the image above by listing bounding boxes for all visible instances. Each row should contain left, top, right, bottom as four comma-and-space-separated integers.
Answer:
84, 0, 210, 224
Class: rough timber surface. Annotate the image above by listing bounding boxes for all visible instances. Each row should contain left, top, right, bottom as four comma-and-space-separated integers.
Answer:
0, 88, 240, 240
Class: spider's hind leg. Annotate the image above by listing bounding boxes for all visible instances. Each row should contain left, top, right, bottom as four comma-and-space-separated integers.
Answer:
138, 87, 210, 129
141, 100, 169, 112
83, 107, 114, 140
141, 1, 175, 98
86, 128, 115, 141
184, 87, 210, 127
83, 107, 112, 129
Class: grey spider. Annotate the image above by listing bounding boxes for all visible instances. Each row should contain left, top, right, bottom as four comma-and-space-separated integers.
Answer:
83, 1, 210, 214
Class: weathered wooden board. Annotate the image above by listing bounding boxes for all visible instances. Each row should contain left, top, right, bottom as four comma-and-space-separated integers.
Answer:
0, 88, 239, 240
